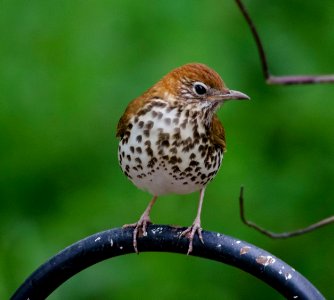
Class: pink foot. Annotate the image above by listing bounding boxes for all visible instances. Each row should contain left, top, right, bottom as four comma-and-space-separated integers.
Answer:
123, 215, 152, 253
123, 196, 158, 253
181, 219, 204, 255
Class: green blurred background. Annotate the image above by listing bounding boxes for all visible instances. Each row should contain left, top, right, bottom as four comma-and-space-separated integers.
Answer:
1, 0, 334, 299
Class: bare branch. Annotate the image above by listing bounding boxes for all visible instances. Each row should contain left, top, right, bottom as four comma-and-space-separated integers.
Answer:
267, 75, 334, 85
239, 186, 334, 238
234, 0, 270, 80
235, 0, 334, 85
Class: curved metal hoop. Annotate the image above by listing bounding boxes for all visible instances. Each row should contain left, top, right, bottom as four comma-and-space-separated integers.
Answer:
11, 225, 324, 300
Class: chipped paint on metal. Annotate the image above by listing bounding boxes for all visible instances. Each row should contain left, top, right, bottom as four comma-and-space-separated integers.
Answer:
240, 246, 251, 255
256, 255, 276, 266
151, 227, 164, 235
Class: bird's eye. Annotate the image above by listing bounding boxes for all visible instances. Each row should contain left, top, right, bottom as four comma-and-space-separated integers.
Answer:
193, 82, 208, 95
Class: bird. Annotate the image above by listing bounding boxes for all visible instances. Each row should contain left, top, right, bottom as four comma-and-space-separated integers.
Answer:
116, 63, 249, 254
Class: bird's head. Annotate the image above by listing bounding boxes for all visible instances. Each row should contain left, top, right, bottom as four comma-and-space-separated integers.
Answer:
116, 63, 249, 140
157, 63, 250, 108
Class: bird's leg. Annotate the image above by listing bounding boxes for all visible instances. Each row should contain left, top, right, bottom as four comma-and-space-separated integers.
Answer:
123, 196, 158, 253
181, 188, 206, 254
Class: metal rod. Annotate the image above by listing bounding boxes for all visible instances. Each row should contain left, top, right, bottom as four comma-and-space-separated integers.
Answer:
11, 225, 325, 300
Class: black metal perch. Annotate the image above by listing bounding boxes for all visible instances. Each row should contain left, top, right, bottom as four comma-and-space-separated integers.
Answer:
11, 225, 324, 300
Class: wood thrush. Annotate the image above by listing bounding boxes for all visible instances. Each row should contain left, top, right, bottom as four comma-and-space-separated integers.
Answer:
116, 63, 249, 254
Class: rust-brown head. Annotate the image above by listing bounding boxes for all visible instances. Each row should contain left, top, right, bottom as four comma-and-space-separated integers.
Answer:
155, 63, 250, 106
116, 63, 249, 138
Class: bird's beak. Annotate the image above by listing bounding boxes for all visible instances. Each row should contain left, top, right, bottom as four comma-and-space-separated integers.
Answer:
219, 89, 250, 101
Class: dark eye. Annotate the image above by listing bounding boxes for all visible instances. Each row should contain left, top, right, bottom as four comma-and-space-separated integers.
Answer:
193, 82, 207, 95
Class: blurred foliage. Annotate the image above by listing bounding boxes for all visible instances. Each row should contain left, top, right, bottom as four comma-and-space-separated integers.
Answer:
1, 0, 334, 299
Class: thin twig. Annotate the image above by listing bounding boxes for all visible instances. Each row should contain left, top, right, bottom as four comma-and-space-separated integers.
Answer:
234, 0, 269, 80
267, 75, 334, 85
235, 0, 334, 85
239, 186, 334, 238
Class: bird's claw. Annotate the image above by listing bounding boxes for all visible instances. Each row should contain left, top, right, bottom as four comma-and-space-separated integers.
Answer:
123, 217, 152, 254
180, 222, 204, 255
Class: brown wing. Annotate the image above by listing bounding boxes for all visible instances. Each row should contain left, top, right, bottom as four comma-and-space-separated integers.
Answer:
116, 114, 128, 138
211, 114, 226, 152
116, 83, 164, 138
116, 93, 149, 138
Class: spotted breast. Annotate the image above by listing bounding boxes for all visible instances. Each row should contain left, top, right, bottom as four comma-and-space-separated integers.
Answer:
118, 99, 224, 196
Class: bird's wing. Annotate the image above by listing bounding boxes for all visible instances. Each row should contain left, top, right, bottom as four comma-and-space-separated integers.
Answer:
116, 114, 127, 138
116, 94, 148, 138
211, 114, 226, 152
